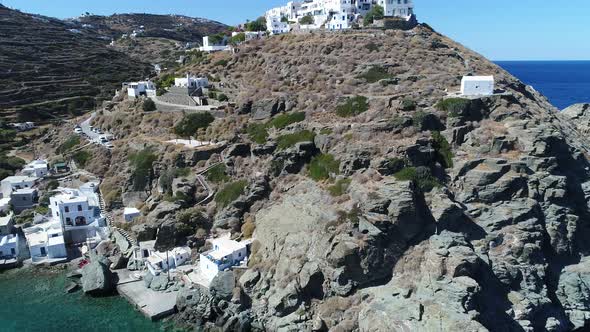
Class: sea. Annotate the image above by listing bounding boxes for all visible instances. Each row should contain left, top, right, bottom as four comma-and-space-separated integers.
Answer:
0, 268, 167, 332
496, 61, 590, 110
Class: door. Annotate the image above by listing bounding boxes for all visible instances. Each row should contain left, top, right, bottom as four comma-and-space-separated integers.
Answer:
40, 247, 46, 256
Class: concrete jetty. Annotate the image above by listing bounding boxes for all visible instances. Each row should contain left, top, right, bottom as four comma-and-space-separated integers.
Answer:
115, 269, 178, 321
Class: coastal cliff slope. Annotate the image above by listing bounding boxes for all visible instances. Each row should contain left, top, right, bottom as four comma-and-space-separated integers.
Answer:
38, 24, 590, 331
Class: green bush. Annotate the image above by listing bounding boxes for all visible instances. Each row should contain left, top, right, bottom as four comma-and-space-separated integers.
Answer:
327, 178, 351, 196
174, 112, 215, 139
217, 93, 229, 102
412, 111, 427, 127
142, 98, 157, 112
357, 66, 394, 83
363, 4, 384, 26
155, 74, 175, 89
247, 123, 269, 144
0, 128, 16, 144
129, 148, 157, 191
299, 15, 314, 25
435, 98, 470, 117
46, 180, 59, 191
432, 131, 454, 168
276, 130, 315, 150
394, 167, 440, 192
364, 42, 380, 52
214, 59, 229, 67
401, 98, 417, 111
336, 96, 369, 117
57, 135, 80, 154
309, 154, 340, 181
206, 164, 229, 183
268, 112, 306, 129
215, 180, 248, 208
245, 17, 267, 31
229, 32, 245, 45
320, 128, 333, 135
208, 91, 217, 99
72, 150, 91, 167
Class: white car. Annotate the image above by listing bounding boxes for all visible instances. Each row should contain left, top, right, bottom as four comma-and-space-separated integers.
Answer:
105, 142, 114, 149
74, 128, 82, 134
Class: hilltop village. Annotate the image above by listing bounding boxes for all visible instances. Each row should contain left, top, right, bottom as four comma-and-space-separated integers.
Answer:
5, 0, 590, 331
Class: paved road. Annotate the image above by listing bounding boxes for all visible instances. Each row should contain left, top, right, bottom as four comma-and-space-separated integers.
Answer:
79, 113, 113, 149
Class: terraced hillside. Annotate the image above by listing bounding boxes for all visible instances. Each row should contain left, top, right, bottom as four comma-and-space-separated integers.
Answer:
0, 5, 153, 120
76, 13, 228, 42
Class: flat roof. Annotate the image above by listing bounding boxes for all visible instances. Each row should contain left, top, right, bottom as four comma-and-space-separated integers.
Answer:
0, 213, 13, 227
1, 176, 38, 183
0, 234, 17, 246
13, 188, 36, 195
47, 235, 65, 246
124, 207, 140, 215
462, 75, 494, 81
0, 198, 10, 207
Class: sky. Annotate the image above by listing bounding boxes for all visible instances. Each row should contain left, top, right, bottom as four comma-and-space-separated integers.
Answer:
2, 0, 589, 61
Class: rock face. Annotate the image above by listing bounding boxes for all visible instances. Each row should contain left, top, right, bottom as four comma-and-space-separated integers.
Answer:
562, 103, 590, 134
81, 255, 116, 296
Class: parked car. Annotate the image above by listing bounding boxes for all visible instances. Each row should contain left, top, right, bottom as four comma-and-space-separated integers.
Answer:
105, 142, 114, 149
74, 127, 82, 134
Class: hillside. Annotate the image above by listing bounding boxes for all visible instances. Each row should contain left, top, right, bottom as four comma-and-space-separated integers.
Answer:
27, 24, 590, 332
75, 13, 227, 42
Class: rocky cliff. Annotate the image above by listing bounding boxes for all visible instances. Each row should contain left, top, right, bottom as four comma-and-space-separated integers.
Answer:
35, 24, 590, 331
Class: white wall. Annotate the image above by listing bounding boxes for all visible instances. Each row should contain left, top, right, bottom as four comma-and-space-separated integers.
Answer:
461, 78, 494, 96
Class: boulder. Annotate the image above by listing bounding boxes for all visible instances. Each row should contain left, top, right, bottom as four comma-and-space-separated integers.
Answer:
225, 143, 251, 158
339, 151, 371, 176
81, 256, 116, 296
557, 258, 590, 329
252, 98, 286, 120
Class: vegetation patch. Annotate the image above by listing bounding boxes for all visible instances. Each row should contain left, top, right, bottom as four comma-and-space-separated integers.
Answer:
327, 178, 351, 196
336, 96, 369, 118
276, 130, 315, 150
268, 112, 306, 129
72, 150, 91, 168
0, 154, 25, 181
363, 4, 384, 26
435, 98, 470, 117
432, 131, 454, 168
57, 135, 80, 154
142, 98, 156, 112
206, 164, 230, 184
129, 148, 157, 191
174, 112, 215, 139
299, 15, 314, 25
401, 98, 417, 111
364, 42, 380, 52
215, 180, 248, 208
309, 153, 340, 181
394, 166, 440, 192
247, 123, 269, 144
357, 66, 394, 83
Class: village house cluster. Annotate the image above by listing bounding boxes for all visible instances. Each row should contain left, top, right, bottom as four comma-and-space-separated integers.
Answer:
266, 0, 415, 34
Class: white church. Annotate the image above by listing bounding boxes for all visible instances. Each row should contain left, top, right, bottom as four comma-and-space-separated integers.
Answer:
265, 0, 415, 33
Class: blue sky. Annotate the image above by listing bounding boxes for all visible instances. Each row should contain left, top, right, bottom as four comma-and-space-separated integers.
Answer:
2, 0, 589, 60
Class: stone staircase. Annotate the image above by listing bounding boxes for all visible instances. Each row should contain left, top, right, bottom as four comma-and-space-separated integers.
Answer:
97, 188, 137, 247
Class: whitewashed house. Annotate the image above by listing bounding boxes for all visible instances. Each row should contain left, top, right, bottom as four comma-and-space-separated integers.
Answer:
49, 183, 107, 245
21, 160, 49, 178
0, 234, 18, 260
0, 176, 38, 199
135, 240, 191, 276
11, 188, 38, 213
127, 81, 157, 98
124, 207, 141, 222
24, 221, 67, 263
266, 0, 415, 32
199, 36, 231, 52
378, 0, 414, 19
11, 122, 35, 131
174, 75, 209, 89
199, 233, 250, 281
0, 212, 14, 236
0, 197, 10, 213
461, 76, 495, 96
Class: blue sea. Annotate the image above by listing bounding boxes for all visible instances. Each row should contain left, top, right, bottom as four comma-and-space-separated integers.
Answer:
496, 61, 590, 110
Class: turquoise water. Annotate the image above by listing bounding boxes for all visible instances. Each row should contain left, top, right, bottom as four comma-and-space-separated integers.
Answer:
0, 268, 164, 332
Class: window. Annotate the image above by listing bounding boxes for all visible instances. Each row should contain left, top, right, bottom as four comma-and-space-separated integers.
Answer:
77, 205, 82, 212
64, 206, 69, 213
66, 217, 71, 224
11, 248, 15, 255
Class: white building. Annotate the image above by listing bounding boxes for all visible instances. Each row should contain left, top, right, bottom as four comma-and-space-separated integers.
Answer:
1, 176, 38, 199
266, 0, 415, 33
135, 240, 191, 276
174, 75, 209, 89
11, 188, 38, 213
461, 76, 495, 96
24, 221, 67, 263
0, 234, 18, 260
199, 233, 250, 281
124, 207, 141, 222
49, 183, 107, 245
127, 81, 156, 98
21, 160, 49, 178
378, 0, 414, 19
0, 197, 11, 213
0, 212, 14, 236
11, 122, 35, 131
231, 31, 266, 42
199, 36, 231, 52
